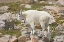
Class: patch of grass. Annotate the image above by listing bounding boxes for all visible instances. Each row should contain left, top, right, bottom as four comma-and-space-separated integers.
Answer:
0, 29, 21, 37
14, 20, 21, 26
31, 3, 53, 10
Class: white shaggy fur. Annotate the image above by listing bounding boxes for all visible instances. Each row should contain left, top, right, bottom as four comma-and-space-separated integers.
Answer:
21, 10, 54, 34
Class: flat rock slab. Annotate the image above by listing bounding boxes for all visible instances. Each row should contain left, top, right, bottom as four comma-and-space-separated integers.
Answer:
0, 35, 10, 42
9, 36, 18, 42
30, 35, 39, 42
18, 35, 30, 42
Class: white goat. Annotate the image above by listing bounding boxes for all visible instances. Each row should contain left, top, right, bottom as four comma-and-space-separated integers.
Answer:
20, 10, 55, 34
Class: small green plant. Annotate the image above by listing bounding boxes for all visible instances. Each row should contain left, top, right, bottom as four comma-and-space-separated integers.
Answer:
14, 20, 21, 26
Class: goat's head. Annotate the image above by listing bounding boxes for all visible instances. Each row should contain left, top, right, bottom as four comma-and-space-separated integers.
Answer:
18, 10, 27, 21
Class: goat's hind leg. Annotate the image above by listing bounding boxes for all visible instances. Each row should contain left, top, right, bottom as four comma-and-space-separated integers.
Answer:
40, 22, 45, 31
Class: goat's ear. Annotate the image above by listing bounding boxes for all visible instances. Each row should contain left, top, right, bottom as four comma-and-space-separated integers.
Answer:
19, 10, 22, 15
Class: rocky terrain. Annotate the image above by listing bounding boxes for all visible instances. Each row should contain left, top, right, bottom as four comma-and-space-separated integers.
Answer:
0, 0, 64, 42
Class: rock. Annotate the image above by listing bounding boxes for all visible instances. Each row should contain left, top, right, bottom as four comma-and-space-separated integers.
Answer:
0, 34, 11, 42
43, 37, 50, 42
18, 35, 30, 42
14, 25, 22, 29
48, 2, 53, 4
39, 1, 45, 4
0, 6, 9, 12
0, 35, 18, 42
21, 27, 31, 36
62, 23, 64, 26
37, 31, 51, 41
56, 24, 64, 31
0, 20, 5, 30
0, 12, 13, 21
9, 36, 18, 42
25, 4, 31, 9
21, 30, 28, 36
30, 35, 39, 42
53, 35, 64, 42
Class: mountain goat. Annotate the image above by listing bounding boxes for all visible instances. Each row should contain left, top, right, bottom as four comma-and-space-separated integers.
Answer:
19, 10, 55, 34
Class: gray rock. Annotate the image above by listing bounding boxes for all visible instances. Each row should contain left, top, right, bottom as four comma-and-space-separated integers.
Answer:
53, 35, 64, 42
62, 23, 64, 26
44, 31, 51, 40
0, 33, 2, 37
9, 36, 17, 42
34, 0, 38, 2
21, 27, 31, 36
3, 34, 11, 38
0, 6, 9, 12
39, 1, 45, 4
56, 24, 64, 31
20, 4, 25, 7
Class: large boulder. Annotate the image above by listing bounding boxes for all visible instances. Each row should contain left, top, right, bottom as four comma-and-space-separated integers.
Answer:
0, 34, 11, 42
39, 1, 45, 4
44, 31, 51, 40
0, 33, 2, 37
20, 4, 25, 7
0, 6, 9, 12
30, 35, 39, 42
25, 4, 31, 9
37, 31, 51, 41
0, 20, 5, 30
20, 4, 31, 8
20, 27, 31, 36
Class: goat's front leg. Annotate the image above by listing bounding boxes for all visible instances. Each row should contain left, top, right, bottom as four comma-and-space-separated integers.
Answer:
30, 22, 35, 35
47, 26, 50, 33
45, 22, 50, 32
